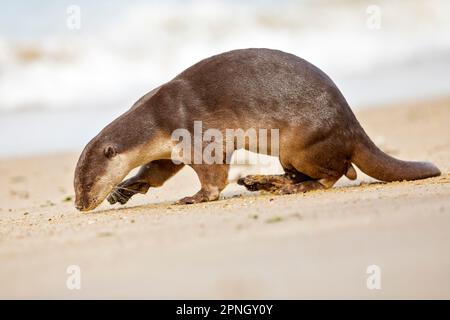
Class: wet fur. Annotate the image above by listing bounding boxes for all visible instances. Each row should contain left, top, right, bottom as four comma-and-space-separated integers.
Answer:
74, 48, 441, 210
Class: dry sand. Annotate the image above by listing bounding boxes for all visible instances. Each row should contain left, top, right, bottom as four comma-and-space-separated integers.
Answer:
0, 97, 449, 299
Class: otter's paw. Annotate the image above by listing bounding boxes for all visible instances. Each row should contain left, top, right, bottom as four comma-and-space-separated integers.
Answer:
237, 176, 261, 191
107, 191, 131, 205
175, 196, 203, 205
237, 175, 287, 192
274, 181, 324, 195
175, 190, 218, 205
107, 179, 150, 205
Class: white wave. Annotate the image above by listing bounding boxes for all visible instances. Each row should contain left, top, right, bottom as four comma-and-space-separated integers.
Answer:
0, 0, 450, 113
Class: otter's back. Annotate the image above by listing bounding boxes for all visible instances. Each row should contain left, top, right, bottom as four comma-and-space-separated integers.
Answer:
174, 48, 351, 127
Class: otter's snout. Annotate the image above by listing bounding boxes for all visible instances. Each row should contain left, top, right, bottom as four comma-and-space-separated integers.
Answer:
74, 187, 103, 211
75, 204, 90, 212
75, 193, 93, 211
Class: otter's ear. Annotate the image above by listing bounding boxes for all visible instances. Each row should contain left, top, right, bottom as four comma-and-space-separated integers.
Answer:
104, 145, 118, 159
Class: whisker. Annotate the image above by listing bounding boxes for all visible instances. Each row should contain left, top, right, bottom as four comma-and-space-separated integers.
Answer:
114, 189, 129, 204
110, 190, 119, 203
115, 189, 125, 198
108, 196, 115, 204
110, 189, 123, 201
115, 186, 138, 194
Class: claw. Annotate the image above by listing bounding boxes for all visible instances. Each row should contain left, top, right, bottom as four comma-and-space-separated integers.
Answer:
107, 179, 151, 206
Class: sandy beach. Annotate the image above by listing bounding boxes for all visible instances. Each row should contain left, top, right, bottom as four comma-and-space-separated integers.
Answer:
0, 97, 449, 299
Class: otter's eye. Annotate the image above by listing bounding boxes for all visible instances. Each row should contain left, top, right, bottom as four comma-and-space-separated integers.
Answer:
104, 145, 118, 159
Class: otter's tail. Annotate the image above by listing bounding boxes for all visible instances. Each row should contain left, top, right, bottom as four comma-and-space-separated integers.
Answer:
351, 130, 440, 182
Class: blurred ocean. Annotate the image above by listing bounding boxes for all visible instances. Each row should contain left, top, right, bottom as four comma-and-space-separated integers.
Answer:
1, 0, 450, 157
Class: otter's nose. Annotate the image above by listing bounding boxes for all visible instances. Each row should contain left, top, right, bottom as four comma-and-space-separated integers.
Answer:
75, 193, 90, 211
75, 197, 86, 211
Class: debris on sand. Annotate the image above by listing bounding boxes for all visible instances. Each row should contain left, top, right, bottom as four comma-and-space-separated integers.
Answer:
266, 216, 283, 224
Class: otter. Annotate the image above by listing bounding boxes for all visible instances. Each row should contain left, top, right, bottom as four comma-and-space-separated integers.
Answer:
74, 48, 440, 211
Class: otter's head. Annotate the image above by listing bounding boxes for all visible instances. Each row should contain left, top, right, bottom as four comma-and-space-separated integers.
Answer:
74, 137, 132, 212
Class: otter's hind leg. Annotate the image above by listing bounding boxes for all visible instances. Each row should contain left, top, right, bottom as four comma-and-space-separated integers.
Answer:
263, 171, 341, 195
176, 164, 229, 204
108, 160, 184, 205
275, 141, 349, 194
238, 145, 349, 195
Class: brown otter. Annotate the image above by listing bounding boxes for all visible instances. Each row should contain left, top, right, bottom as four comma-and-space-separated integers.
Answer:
74, 48, 440, 211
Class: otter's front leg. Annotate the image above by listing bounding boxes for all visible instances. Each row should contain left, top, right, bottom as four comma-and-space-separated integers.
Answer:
108, 160, 184, 205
